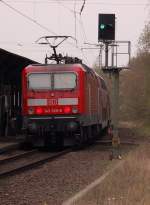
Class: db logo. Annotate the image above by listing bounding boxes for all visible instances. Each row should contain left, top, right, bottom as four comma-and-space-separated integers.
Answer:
48, 99, 58, 105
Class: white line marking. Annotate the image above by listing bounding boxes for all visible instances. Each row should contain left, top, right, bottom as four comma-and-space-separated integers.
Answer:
29, 117, 52, 120
58, 98, 78, 105
28, 99, 47, 106
62, 160, 124, 205
54, 117, 76, 119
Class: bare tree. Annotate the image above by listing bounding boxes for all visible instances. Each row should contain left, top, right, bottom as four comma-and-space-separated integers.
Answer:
138, 21, 150, 53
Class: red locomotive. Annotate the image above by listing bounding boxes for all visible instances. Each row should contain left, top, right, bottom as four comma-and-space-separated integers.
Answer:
22, 63, 110, 149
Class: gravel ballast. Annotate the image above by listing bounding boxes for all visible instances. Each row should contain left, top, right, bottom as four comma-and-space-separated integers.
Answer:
0, 128, 138, 205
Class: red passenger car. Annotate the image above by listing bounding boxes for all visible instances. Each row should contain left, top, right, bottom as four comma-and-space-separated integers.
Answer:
22, 63, 110, 149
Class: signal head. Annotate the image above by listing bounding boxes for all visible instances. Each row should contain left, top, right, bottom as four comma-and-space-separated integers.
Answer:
98, 14, 115, 41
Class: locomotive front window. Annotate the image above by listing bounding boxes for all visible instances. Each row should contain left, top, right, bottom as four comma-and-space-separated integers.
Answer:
54, 73, 77, 89
28, 72, 77, 90
28, 73, 51, 89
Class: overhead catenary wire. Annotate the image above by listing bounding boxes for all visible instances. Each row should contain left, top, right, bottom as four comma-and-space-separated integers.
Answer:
55, 0, 95, 63
0, 0, 79, 49
80, 0, 86, 15
0, 0, 57, 35
0, 1, 82, 62
54, 0, 95, 61
79, 16, 87, 43
80, 48, 90, 65
3, 0, 148, 6
55, 0, 79, 14
74, 0, 77, 44
33, 0, 37, 20
0, 0, 89, 64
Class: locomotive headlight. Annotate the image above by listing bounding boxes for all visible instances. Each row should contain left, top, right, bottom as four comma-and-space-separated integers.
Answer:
67, 121, 78, 131
28, 107, 34, 115
28, 122, 37, 133
72, 107, 78, 114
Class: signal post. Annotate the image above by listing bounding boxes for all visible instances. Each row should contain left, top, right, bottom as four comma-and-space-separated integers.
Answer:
98, 14, 131, 159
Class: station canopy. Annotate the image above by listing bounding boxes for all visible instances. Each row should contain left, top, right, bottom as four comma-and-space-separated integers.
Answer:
0, 48, 38, 85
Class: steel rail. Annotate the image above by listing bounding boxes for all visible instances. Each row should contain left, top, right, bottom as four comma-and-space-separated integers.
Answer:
0, 149, 38, 165
0, 149, 71, 179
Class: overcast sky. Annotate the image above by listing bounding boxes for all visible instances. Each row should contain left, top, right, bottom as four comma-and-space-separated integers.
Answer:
0, 0, 149, 66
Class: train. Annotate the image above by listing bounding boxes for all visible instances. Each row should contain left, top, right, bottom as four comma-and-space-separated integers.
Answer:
22, 63, 110, 149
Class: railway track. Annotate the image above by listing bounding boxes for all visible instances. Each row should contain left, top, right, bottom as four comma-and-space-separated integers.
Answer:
0, 149, 38, 164
0, 134, 138, 179
0, 138, 110, 179
0, 148, 71, 178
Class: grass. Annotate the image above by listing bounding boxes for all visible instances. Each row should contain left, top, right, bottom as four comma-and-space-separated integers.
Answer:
74, 143, 150, 205
136, 122, 150, 138
120, 120, 150, 138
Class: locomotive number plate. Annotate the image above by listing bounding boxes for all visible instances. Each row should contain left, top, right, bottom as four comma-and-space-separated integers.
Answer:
48, 99, 58, 105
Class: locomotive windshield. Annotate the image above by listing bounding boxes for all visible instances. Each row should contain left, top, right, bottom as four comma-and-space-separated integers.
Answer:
28, 73, 52, 89
54, 73, 76, 89
28, 72, 77, 90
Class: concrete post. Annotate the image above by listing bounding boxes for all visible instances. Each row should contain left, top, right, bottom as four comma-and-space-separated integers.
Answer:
111, 70, 121, 158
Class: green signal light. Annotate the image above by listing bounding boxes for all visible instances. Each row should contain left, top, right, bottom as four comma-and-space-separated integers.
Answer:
100, 24, 105, 30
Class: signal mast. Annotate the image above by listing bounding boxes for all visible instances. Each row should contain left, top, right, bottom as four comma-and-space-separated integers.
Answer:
98, 14, 131, 159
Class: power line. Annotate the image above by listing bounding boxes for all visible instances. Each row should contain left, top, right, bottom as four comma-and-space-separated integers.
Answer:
55, 0, 89, 49
54, 0, 86, 44
74, 0, 77, 42
54, 0, 81, 48
1, 0, 89, 64
54, 0, 89, 49
55, 0, 77, 14
79, 16, 87, 42
0, 0, 57, 35
0, 0, 79, 49
3, 0, 148, 6
80, 0, 86, 15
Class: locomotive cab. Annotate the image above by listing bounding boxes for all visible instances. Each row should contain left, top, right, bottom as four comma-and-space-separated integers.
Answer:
22, 64, 85, 149
22, 63, 110, 149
